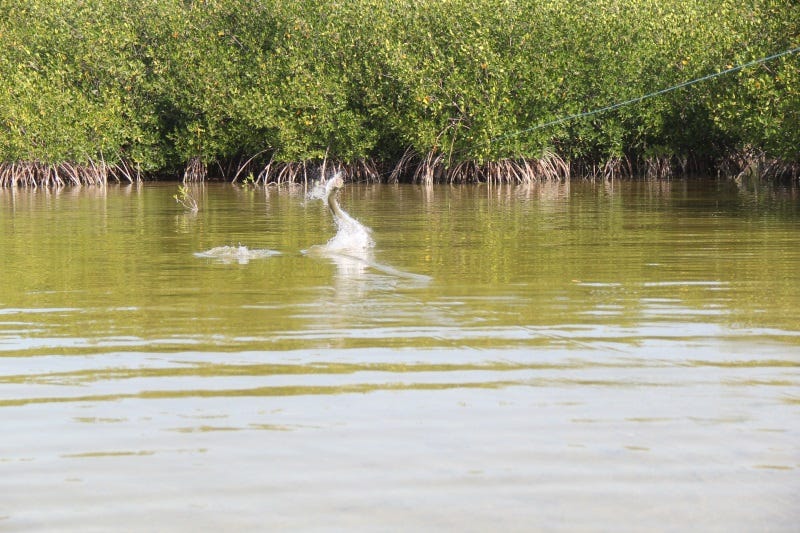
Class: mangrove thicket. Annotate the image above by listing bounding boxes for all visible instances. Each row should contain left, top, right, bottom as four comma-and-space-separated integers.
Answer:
1, 0, 798, 185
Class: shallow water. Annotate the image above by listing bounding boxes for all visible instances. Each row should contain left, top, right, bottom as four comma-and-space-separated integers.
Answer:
1, 179, 798, 531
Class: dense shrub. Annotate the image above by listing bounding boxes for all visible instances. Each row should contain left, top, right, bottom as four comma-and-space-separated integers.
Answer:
0, 0, 797, 184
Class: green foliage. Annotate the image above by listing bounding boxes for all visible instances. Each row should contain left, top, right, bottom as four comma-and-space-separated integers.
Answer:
0, 0, 160, 169
0, 0, 797, 180
174, 184, 199, 212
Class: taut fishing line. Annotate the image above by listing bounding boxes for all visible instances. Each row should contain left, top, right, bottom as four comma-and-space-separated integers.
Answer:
487, 45, 800, 146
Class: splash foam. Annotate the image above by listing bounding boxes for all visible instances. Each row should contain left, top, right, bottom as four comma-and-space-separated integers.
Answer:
194, 245, 279, 264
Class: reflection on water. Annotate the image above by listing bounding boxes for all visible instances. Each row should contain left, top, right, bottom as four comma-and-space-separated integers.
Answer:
1, 180, 799, 531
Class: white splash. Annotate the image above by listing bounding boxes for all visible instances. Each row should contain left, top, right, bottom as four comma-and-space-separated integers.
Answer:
311, 173, 374, 253
325, 213, 374, 253
305, 178, 334, 202
194, 245, 279, 265
305, 173, 430, 285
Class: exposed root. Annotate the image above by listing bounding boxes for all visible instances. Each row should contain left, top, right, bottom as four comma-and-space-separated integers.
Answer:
252, 156, 383, 186
414, 151, 445, 185
183, 156, 207, 182
644, 155, 674, 180
388, 148, 418, 183
602, 156, 635, 180
345, 158, 383, 183
575, 154, 711, 180
107, 158, 141, 183
0, 161, 110, 187
231, 149, 270, 183
718, 147, 800, 182
390, 149, 570, 184
4, 148, 797, 187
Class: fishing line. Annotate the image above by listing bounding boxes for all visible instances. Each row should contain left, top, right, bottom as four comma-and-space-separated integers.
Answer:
487, 45, 800, 146
355, 45, 799, 181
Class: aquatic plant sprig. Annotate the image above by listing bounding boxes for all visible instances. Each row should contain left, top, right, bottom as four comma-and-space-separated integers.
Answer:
174, 185, 199, 213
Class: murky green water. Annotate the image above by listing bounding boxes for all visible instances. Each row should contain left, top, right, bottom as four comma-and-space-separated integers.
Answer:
1, 179, 798, 531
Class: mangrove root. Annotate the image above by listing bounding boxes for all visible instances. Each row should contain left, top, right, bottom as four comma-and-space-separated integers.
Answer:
183, 156, 208, 182
0, 160, 113, 188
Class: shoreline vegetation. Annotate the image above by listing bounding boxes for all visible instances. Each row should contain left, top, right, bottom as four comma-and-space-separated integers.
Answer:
1, 0, 798, 187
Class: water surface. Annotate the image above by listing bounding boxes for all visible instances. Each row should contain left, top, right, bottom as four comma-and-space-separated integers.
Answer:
1, 179, 798, 531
